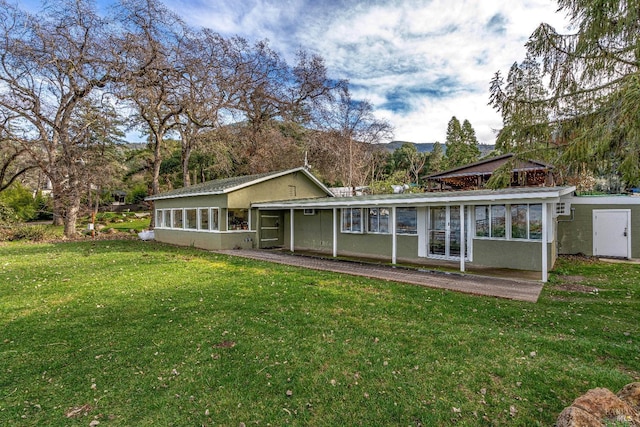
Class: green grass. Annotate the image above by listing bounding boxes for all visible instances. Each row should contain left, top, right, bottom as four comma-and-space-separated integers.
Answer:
0, 241, 638, 426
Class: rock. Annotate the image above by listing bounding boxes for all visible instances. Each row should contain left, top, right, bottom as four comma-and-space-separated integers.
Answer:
619, 382, 640, 408
556, 383, 640, 427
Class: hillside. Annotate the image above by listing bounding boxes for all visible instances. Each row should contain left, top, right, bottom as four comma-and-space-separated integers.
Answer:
383, 141, 495, 155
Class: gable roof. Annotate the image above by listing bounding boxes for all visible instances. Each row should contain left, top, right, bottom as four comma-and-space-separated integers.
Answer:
146, 167, 333, 201
427, 153, 553, 181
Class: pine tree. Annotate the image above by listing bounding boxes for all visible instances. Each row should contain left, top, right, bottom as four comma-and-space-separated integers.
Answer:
492, 0, 640, 188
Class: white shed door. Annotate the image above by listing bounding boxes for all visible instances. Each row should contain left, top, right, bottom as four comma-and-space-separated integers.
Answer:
593, 209, 631, 258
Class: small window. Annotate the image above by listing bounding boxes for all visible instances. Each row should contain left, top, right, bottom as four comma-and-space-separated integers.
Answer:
172, 209, 183, 229
475, 206, 489, 237
185, 209, 197, 230
491, 205, 506, 238
529, 204, 542, 240
199, 208, 210, 230
163, 210, 172, 228
368, 207, 390, 233
228, 209, 249, 231
511, 205, 528, 239
303, 208, 315, 215
155, 210, 165, 228
341, 208, 362, 233
396, 208, 417, 234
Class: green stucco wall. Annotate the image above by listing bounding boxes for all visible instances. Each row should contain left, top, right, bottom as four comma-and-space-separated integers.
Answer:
154, 194, 227, 210
153, 229, 255, 251
228, 172, 328, 207
557, 202, 640, 258
472, 239, 551, 271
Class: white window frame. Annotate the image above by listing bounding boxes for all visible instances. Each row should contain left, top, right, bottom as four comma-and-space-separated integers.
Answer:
341, 208, 363, 233
367, 207, 391, 234
396, 207, 418, 235
476, 203, 543, 241
227, 208, 250, 231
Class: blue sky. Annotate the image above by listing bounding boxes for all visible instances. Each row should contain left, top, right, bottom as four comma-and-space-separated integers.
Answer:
22, 0, 570, 145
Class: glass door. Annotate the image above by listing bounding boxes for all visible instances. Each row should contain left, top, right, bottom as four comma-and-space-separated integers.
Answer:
428, 206, 468, 259
429, 207, 447, 256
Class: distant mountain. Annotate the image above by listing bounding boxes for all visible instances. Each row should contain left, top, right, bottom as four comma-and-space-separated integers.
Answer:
382, 141, 495, 155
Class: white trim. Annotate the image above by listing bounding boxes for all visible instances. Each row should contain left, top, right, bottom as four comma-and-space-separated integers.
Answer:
542, 202, 548, 283
567, 195, 640, 205
253, 186, 576, 209
391, 207, 397, 264
460, 204, 465, 273
332, 208, 338, 257
290, 208, 295, 252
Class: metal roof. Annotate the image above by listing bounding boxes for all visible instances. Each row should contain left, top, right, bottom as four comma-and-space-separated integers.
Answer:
146, 167, 333, 201
253, 186, 576, 209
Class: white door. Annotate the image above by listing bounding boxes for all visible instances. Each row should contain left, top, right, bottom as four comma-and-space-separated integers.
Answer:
593, 209, 631, 258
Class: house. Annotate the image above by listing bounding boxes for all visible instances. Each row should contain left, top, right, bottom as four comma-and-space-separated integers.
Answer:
146, 168, 333, 251
427, 153, 555, 190
147, 164, 639, 283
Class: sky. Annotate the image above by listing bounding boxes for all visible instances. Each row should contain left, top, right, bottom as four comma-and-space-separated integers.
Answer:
22, 0, 571, 145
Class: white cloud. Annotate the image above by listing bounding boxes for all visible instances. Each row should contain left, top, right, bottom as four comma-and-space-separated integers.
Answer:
163, 0, 571, 145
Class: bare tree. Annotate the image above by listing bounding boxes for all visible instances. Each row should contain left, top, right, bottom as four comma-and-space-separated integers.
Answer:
115, 0, 187, 226
0, 0, 121, 236
313, 86, 393, 187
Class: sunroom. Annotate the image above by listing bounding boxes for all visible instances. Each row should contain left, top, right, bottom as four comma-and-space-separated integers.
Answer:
253, 186, 576, 282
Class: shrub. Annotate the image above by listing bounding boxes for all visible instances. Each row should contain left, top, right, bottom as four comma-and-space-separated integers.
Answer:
6, 225, 53, 242
0, 202, 18, 226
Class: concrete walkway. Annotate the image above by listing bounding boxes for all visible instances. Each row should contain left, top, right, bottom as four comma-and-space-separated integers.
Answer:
216, 249, 544, 303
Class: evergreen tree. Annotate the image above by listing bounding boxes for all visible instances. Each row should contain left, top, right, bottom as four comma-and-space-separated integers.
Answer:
492, 0, 640, 188
444, 116, 480, 168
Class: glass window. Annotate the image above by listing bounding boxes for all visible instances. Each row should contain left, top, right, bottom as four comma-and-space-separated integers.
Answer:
529, 204, 542, 240
172, 209, 183, 228
491, 205, 506, 238
185, 209, 197, 230
396, 208, 417, 234
199, 208, 209, 230
155, 210, 163, 228
228, 209, 249, 231
368, 207, 390, 233
163, 210, 171, 228
511, 205, 528, 239
475, 205, 489, 237
341, 208, 362, 233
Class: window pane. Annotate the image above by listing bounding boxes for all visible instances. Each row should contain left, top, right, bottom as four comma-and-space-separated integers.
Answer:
529, 204, 542, 240
368, 208, 379, 232
156, 210, 163, 227
211, 209, 219, 231
172, 209, 183, 228
490, 205, 506, 238
342, 209, 351, 232
228, 209, 248, 230
199, 208, 209, 230
511, 205, 528, 239
396, 208, 417, 234
351, 208, 362, 232
185, 209, 197, 229
475, 206, 489, 237
163, 210, 171, 228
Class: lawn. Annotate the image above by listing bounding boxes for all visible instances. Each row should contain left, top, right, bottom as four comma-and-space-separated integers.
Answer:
0, 240, 638, 426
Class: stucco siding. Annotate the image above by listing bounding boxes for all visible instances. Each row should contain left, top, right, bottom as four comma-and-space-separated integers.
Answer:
472, 239, 549, 271
153, 229, 255, 250
558, 201, 640, 257
229, 172, 328, 207
154, 194, 227, 209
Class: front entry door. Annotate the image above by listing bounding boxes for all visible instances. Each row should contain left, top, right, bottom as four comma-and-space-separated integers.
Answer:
259, 211, 284, 248
593, 209, 631, 258
429, 206, 466, 259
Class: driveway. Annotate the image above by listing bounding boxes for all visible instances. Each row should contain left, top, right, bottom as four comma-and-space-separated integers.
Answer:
216, 249, 544, 303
